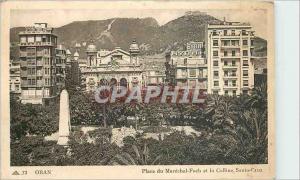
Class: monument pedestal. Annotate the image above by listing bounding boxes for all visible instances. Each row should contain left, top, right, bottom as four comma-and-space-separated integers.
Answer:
57, 89, 71, 146
57, 136, 69, 146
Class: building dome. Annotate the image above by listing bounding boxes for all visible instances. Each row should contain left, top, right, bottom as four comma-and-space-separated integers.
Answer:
66, 49, 71, 55
74, 51, 79, 57
129, 40, 140, 53
86, 44, 97, 52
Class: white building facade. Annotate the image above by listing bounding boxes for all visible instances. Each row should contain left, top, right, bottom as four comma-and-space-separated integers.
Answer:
205, 22, 255, 95
165, 42, 208, 90
81, 40, 145, 91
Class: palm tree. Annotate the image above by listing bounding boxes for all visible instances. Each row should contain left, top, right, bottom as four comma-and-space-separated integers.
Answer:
224, 108, 268, 164
110, 144, 161, 165
249, 82, 267, 110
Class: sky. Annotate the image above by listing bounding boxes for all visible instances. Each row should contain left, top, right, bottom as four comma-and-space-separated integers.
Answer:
10, 9, 268, 38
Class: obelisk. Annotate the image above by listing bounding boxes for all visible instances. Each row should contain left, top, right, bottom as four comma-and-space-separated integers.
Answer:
57, 89, 71, 146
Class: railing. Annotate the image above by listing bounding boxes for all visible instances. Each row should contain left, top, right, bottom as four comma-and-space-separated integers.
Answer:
19, 42, 55, 46
223, 65, 238, 69
224, 75, 238, 78
220, 45, 240, 49
224, 85, 238, 88
221, 55, 240, 58
36, 61, 43, 66
20, 52, 27, 57
20, 61, 27, 66
36, 51, 44, 56
37, 80, 43, 86
20, 71, 27, 77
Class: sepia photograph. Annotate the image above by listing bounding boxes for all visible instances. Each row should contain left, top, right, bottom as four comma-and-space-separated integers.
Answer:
1, 1, 275, 179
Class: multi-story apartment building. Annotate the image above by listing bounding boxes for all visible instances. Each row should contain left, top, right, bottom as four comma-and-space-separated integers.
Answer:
55, 44, 67, 92
145, 66, 166, 85
205, 22, 255, 95
19, 23, 58, 104
165, 42, 208, 90
9, 61, 21, 95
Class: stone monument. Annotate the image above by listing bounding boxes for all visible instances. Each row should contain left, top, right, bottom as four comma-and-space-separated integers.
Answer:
57, 89, 71, 146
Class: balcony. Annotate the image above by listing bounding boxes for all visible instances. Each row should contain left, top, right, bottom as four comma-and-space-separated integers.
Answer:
36, 51, 44, 57
19, 42, 55, 47
198, 75, 208, 79
221, 55, 240, 59
36, 61, 43, 66
220, 45, 240, 49
223, 65, 238, 69
223, 75, 238, 79
20, 52, 27, 57
223, 85, 238, 89
20, 71, 27, 77
36, 72, 43, 76
176, 75, 188, 79
20, 61, 27, 67
37, 80, 43, 86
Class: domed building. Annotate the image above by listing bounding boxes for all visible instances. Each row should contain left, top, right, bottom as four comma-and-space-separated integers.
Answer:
80, 39, 146, 91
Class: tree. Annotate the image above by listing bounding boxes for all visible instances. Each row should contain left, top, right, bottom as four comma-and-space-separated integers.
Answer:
110, 144, 161, 165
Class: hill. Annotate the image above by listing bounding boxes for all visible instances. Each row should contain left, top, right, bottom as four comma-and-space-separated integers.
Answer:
9, 11, 267, 60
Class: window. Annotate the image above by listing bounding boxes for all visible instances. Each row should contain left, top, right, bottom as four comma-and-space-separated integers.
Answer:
250, 48, 254, 56
189, 69, 196, 77
45, 68, 50, 75
27, 47, 36, 56
214, 71, 219, 78
45, 78, 49, 85
224, 30, 228, 36
224, 80, 228, 86
231, 41, 236, 46
182, 69, 187, 77
224, 71, 228, 77
251, 40, 254, 46
20, 36, 26, 43
225, 90, 228, 95
15, 85, 20, 91
213, 61, 218, 67
224, 61, 228, 66
232, 50, 236, 56
27, 36, 34, 43
243, 60, 249, 66
232, 71, 237, 76
243, 70, 248, 77
243, 90, 248, 94
243, 40, 248, 46
184, 58, 187, 65
233, 90, 236, 96
224, 40, 229, 46
28, 79, 36, 85
231, 30, 235, 36
44, 58, 49, 65
213, 40, 218, 46
28, 68, 35, 75
232, 80, 236, 86
242, 30, 247, 35
224, 51, 228, 57
213, 30, 217, 36
232, 61, 236, 66
213, 51, 218, 57
36, 36, 42, 42
213, 91, 218, 95
243, 80, 249, 86
214, 81, 219, 87
243, 50, 248, 56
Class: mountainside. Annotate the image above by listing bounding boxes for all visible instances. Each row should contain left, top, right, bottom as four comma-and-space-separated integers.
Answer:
9, 11, 267, 60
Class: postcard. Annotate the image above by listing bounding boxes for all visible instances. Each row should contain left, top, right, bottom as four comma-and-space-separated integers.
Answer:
0, 0, 275, 179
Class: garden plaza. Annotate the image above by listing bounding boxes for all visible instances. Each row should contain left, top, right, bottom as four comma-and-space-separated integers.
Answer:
94, 85, 206, 104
